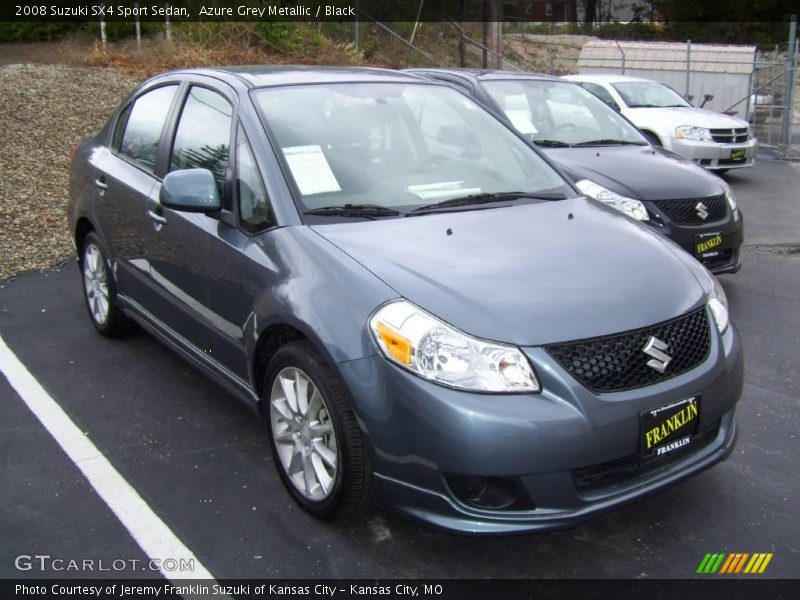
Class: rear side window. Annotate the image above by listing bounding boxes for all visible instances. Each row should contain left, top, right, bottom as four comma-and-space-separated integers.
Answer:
118, 85, 178, 172
169, 86, 233, 202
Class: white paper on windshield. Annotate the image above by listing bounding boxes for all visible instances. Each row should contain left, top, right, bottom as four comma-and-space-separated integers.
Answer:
282, 145, 341, 196
406, 181, 482, 200
505, 110, 538, 135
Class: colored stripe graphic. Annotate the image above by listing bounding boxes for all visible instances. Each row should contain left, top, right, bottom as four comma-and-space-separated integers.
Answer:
699, 552, 774, 575
697, 553, 727, 573
744, 553, 774, 574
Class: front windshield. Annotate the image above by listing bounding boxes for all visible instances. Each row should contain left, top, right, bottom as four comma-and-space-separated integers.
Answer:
481, 79, 648, 146
252, 83, 574, 213
612, 81, 691, 108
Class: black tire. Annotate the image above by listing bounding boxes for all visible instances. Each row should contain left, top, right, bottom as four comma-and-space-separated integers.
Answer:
642, 131, 662, 146
263, 340, 373, 519
80, 232, 135, 337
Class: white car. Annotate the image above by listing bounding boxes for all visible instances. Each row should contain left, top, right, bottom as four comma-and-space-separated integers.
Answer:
563, 74, 758, 172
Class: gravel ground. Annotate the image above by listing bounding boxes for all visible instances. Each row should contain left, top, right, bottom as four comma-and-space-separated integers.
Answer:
0, 64, 135, 279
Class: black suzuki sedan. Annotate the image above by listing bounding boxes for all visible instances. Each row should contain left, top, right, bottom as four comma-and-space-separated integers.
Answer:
405, 69, 743, 274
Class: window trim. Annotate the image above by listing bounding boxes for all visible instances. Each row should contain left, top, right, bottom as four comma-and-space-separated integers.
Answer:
111, 81, 183, 179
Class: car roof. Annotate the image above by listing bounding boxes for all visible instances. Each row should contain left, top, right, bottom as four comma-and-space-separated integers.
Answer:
153, 65, 429, 88
406, 68, 558, 82
563, 74, 653, 84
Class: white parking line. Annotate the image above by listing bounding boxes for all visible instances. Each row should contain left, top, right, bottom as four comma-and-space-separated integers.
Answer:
0, 333, 216, 582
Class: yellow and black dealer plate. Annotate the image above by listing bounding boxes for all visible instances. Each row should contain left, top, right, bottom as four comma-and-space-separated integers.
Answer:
641, 396, 700, 458
730, 148, 746, 160
696, 232, 724, 258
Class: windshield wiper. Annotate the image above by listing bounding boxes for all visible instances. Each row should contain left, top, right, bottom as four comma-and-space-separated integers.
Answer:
304, 204, 404, 219
573, 139, 647, 146
410, 191, 565, 214
533, 139, 573, 148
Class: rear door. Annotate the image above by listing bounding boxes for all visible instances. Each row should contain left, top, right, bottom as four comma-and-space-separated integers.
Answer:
93, 82, 181, 305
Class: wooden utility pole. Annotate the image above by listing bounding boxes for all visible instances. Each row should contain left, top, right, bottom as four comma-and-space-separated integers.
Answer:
484, 0, 503, 69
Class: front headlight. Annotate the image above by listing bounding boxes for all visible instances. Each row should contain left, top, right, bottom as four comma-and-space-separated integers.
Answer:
369, 299, 540, 393
724, 187, 739, 214
575, 179, 649, 221
675, 125, 712, 141
708, 276, 729, 334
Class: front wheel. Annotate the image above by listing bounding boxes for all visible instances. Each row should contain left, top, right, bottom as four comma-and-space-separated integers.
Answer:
264, 340, 372, 519
80, 233, 134, 337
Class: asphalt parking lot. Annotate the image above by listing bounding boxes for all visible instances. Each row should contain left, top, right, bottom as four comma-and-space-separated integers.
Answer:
1, 155, 798, 581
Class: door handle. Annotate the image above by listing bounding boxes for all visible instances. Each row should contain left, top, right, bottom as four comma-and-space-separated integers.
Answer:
147, 210, 167, 225
95, 176, 108, 193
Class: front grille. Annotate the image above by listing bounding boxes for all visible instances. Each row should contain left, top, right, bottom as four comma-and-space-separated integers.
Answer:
573, 421, 721, 495
545, 308, 711, 393
710, 128, 749, 144
653, 194, 728, 224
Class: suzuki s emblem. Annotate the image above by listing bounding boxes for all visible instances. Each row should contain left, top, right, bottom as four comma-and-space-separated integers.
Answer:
643, 336, 672, 373
695, 201, 709, 220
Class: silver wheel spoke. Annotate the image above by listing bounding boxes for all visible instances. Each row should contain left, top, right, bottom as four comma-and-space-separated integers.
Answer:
306, 389, 323, 420
309, 422, 333, 437
311, 453, 332, 494
312, 440, 336, 469
271, 398, 293, 423
279, 374, 299, 414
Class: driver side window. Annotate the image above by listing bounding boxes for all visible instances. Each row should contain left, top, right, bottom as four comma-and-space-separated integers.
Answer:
582, 82, 620, 111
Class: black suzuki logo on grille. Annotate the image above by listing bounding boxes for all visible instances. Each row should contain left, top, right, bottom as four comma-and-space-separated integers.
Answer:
643, 336, 672, 373
695, 201, 709, 220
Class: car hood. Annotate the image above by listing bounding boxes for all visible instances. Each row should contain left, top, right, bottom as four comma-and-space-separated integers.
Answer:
310, 197, 708, 347
625, 106, 749, 129
544, 145, 725, 201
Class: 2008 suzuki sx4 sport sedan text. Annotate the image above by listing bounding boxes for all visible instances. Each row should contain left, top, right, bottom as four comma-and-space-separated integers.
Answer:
68, 66, 743, 534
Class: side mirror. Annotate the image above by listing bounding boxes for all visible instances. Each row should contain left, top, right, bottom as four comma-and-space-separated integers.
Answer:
160, 168, 221, 213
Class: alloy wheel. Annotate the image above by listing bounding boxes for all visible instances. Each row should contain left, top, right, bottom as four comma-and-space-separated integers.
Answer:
269, 367, 338, 501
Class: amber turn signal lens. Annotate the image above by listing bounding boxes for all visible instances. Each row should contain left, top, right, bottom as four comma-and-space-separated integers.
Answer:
375, 321, 412, 365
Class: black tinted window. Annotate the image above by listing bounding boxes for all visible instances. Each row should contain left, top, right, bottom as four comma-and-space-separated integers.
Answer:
237, 126, 275, 232
170, 86, 233, 201
119, 85, 178, 171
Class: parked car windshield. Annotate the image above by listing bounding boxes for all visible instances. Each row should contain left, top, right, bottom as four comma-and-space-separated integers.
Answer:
482, 79, 648, 146
612, 81, 692, 108
252, 83, 575, 214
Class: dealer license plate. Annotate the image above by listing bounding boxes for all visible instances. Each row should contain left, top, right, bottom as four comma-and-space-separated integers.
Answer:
640, 396, 700, 458
695, 232, 724, 258
730, 148, 746, 160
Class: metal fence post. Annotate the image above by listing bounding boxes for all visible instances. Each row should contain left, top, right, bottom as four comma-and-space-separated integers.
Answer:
780, 15, 797, 157
685, 39, 692, 98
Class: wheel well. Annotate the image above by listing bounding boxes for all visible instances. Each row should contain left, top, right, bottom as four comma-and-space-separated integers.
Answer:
253, 324, 306, 400
74, 218, 94, 259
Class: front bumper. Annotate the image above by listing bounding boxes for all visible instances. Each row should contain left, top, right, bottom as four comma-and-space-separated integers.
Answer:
645, 208, 744, 275
667, 137, 757, 170
338, 312, 743, 534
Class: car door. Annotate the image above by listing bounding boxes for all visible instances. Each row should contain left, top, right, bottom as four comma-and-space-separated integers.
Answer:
202, 123, 281, 381
93, 82, 181, 305
144, 81, 236, 357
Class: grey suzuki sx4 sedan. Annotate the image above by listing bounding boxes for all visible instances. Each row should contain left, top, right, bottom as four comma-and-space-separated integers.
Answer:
68, 67, 743, 534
